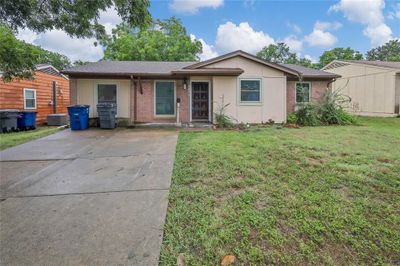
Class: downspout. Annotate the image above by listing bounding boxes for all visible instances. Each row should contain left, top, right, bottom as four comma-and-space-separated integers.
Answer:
52, 81, 57, 113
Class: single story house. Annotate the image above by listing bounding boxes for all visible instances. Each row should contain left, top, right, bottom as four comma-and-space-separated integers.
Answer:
323, 60, 400, 117
62, 50, 339, 125
0, 64, 70, 124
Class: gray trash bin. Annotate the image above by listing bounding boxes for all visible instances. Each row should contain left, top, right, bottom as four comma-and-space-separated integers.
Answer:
0, 109, 20, 133
96, 103, 117, 129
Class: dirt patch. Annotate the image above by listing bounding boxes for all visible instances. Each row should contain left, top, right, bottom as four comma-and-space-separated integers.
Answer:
335, 185, 352, 200
215, 187, 244, 206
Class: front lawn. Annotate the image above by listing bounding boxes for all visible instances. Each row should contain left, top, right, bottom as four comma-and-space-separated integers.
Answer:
0, 127, 63, 150
160, 117, 400, 265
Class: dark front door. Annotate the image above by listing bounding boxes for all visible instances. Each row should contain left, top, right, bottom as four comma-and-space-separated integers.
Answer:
191, 82, 209, 120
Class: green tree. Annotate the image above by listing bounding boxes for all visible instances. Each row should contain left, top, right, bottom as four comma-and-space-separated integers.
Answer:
256, 43, 297, 63
366, 40, 400, 61
0, 24, 71, 81
101, 17, 202, 61
318, 47, 363, 68
0, 0, 150, 80
256, 43, 318, 69
0, 0, 151, 39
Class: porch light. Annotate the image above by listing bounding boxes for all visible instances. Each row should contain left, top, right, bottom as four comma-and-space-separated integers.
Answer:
183, 78, 188, 90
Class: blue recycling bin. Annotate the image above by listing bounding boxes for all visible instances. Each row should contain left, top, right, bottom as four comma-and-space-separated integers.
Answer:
67, 105, 90, 130
18, 111, 37, 130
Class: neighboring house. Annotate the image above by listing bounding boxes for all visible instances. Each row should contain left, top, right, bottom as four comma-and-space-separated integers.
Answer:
323, 60, 400, 117
0, 65, 70, 124
62, 50, 339, 125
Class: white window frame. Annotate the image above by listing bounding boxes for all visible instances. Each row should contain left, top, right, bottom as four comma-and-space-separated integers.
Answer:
23, 88, 36, 109
295, 82, 312, 104
238, 78, 262, 105
154, 80, 176, 117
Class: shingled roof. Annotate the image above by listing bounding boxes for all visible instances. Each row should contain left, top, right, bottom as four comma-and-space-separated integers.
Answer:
280, 63, 341, 79
62, 61, 196, 76
343, 60, 400, 70
62, 51, 339, 79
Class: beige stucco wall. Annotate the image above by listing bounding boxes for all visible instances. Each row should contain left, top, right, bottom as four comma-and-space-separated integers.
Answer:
326, 64, 397, 116
206, 56, 287, 123
76, 79, 130, 118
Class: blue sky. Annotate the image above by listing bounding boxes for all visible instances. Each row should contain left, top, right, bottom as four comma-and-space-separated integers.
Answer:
17, 0, 400, 62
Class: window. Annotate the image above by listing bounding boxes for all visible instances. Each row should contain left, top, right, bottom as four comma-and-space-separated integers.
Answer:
24, 89, 36, 109
98, 84, 117, 104
296, 82, 311, 103
155, 81, 175, 116
240, 79, 261, 102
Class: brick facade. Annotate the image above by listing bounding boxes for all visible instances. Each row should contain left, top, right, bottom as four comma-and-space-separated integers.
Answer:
131, 79, 190, 123
286, 80, 330, 113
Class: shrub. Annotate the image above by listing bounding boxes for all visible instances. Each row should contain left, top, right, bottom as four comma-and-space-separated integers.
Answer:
295, 89, 357, 126
286, 113, 297, 124
214, 103, 235, 128
296, 103, 322, 126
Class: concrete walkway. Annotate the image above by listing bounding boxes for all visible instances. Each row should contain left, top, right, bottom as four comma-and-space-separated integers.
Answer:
0, 128, 178, 265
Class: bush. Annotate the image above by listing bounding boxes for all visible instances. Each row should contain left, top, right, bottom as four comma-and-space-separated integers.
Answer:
286, 113, 297, 124
296, 103, 322, 126
295, 89, 357, 126
214, 103, 235, 128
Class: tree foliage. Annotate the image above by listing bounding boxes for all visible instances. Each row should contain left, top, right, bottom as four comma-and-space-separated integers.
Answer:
0, 24, 71, 81
0, 0, 151, 40
101, 17, 202, 61
0, 0, 150, 80
256, 43, 297, 63
366, 40, 400, 61
318, 47, 363, 68
256, 43, 316, 68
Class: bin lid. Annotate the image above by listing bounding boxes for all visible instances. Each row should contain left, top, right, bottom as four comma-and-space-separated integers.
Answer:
96, 103, 117, 107
68, 105, 90, 108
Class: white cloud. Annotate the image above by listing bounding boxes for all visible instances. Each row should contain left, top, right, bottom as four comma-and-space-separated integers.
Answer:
330, 0, 393, 46
215, 21, 274, 53
304, 21, 339, 47
314, 21, 342, 31
14, 7, 123, 62
387, 3, 400, 19
34, 30, 103, 61
190, 34, 218, 60
363, 23, 393, 46
287, 22, 302, 34
304, 54, 318, 63
170, 0, 223, 14
98, 7, 122, 34
282, 35, 303, 53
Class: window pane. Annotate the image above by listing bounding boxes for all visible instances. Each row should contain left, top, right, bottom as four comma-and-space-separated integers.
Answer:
25, 99, 35, 108
296, 83, 310, 103
25, 90, 34, 99
240, 80, 260, 102
98, 84, 117, 103
156, 82, 175, 115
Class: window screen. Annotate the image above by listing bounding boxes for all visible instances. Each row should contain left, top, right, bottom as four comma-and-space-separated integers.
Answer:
296, 83, 311, 103
24, 89, 36, 109
98, 84, 117, 103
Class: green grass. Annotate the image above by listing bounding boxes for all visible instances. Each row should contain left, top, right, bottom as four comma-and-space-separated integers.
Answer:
0, 127, 63, 150
160, 117, 400, 265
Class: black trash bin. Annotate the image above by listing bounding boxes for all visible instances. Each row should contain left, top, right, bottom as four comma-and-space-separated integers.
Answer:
0, 109, 20, 133
96, 103, 117, 129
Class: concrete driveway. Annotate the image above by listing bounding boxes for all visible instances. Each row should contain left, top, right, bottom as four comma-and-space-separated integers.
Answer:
0, 128, 178, 265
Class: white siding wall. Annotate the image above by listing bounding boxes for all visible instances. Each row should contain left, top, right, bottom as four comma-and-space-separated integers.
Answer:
327, 64, 397, 116
76, 79, 130, 118
207, 57, 287, 123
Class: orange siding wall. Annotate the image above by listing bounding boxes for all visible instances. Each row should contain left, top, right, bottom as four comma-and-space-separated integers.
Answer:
0, 71, 70, 124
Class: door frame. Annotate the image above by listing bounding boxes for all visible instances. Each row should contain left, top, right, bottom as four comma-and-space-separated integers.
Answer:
190, 80, 211, 122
